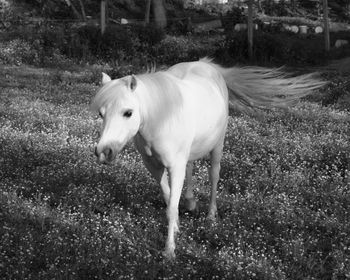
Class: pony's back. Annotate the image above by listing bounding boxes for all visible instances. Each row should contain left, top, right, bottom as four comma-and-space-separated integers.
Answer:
166, 59, 229, 102
167, 59, 222, 82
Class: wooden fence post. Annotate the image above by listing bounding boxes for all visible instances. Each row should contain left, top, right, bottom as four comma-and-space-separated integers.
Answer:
101, 0, 106, 35
323, 0, 330, 51
145, 0, 151, 25
247, 0, 254, 60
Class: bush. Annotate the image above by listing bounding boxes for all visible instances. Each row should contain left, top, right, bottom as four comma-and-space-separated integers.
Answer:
224, 31, 327, 65
222, 6, 246, 33
0, 0, 11, 19
36, 26, 67, 63
65, 25, 133, 61
0, 39, 40, 65
153, 36, 192, 64
21, 0, 73, 19
154, 35, 220, 65
262, 0, 290, 16
62, 24, 165, 63
0, 22, 166, 66
4, 18, 350, 69
286, 36, 327, 65
132, 24, 166, 47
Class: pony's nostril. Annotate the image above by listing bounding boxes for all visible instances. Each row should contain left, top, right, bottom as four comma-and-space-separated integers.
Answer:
102, 147, 112, 158
95, 146, 114, 163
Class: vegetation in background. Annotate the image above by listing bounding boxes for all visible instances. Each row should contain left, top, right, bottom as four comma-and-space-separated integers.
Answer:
1, 0, 350, 68
220, 30, 350, 65
2, 21, 350, 68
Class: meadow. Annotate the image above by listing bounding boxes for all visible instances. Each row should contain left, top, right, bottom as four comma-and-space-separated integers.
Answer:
0, 63, 349, 279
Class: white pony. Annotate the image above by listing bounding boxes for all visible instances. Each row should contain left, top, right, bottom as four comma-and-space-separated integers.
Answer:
91, 58, 325, 259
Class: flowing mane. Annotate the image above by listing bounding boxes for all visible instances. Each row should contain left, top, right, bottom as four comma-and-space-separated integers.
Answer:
90, 71, 184, 126
136, 71, 184, 126
90, 79, 127, 113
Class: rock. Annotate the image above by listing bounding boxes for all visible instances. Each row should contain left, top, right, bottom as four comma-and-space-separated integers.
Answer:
234, 23, 247, 32
335, 39, 349, 48
282, 23, 292, 32
291, 25, 299, 33
315, 26, 323, 33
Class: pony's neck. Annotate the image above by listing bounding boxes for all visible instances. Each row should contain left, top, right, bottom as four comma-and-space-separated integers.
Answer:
136, 72, 183, 137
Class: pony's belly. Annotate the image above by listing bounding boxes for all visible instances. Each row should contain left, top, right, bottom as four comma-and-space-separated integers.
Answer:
189, 122, 226, 160
189, 108, 227, 160
185, 79, 228, 161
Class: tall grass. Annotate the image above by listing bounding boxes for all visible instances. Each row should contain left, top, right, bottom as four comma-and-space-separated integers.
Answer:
0, 64, 349, 279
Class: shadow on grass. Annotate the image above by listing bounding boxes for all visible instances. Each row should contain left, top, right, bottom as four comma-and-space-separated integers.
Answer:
0, 130, 164, 217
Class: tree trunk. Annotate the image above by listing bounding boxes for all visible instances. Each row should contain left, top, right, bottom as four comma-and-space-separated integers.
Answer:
266, 0, 272, 15
291, 0, 296, 11
78, 0, 87, 21
247, 0, 254, 60
145, 0, 151, 25
101, 0, 106, 34
64, 0, 82, 20
152, 0, 167, 29
323, 0, 330, 51
257, 0, 262, 13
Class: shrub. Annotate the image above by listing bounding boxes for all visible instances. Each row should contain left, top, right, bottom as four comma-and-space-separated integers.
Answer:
21, 0, 73, 19
0, 0, 11, 17
63, 24, 164, 63
262, 0, 290, 16
0, 23, 165, 66
153, 35, 191, 64
154, 35, 219, 65
0, 39, 40, 65
224, 31, 327, 65
132, 24, 166, 47
34, 26, 67, 64
222, 6, 246, 33
99, 25, 134, 59
67, 25, 133, 61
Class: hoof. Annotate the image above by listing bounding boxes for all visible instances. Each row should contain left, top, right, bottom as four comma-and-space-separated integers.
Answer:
207, 210, 217, 223
207, 214, 217, 222
162, 249, 176, 261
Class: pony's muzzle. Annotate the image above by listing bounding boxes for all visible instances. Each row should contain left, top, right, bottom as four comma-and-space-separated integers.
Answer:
95, 145, 114, 164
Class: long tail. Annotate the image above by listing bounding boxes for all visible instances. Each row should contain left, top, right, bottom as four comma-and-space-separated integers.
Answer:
201, 58, 327, 113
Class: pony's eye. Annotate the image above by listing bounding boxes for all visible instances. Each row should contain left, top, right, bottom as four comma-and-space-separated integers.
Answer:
99, 111, 103, 118
123, 110, 133, 118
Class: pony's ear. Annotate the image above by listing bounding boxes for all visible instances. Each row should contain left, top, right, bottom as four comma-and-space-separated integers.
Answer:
102, 72, 112, 85
129, 75, 137, 91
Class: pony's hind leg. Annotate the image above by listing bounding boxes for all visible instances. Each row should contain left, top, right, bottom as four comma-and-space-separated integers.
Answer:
208, 142, 224, 220
184, 161, 197, 212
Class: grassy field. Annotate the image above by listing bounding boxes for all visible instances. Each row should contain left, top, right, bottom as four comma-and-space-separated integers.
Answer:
0, 64, 349, 280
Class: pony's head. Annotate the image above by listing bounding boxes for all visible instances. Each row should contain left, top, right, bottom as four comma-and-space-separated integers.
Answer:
91, 73, 141, 164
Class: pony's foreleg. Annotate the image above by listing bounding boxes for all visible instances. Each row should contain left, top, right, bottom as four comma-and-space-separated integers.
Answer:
184, 161, 197, 212
160, 172, 170, 205
164, 160, 187, 259
208, 143, 224, 220
140, 153, 170, 205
